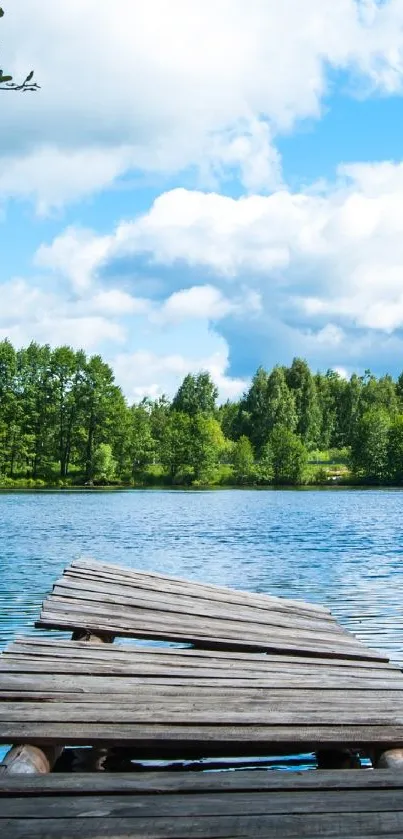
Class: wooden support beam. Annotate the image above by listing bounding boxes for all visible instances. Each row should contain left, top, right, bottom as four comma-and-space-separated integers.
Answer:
0, 745, 63, 775
376, 749, 403, 769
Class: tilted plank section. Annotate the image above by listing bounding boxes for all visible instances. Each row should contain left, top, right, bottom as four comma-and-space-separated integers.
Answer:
2, 771, 403, 838
2, 636, 403, 755
36, 558, 385, 661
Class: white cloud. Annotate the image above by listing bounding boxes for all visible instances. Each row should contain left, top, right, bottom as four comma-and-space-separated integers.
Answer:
3, 1, 403, 208
7, 152, 403, 390
0, 277, 126, 352
112, 348, 247, 402
90, 289, 151, 316
0, 147, 133, 215
102, 166, 403, 340
154, 284, 261, 324
156, 285, 234, 323
0, 316, 125, 352
35, 228, 112, 291
33, 158, 403, 373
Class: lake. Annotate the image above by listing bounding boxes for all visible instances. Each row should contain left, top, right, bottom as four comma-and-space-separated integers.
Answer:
1, 487, 402, 769
1, 487, 403, 660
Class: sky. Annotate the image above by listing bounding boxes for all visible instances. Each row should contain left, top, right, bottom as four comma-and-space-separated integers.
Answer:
2, 0, 403, 402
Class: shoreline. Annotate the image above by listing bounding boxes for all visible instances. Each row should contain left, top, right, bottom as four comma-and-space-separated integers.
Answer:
1, 482, 402, 492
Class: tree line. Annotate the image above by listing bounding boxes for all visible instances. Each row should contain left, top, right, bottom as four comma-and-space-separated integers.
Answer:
0, 339, 403, 487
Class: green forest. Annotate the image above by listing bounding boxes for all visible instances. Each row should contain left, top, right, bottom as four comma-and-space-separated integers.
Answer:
0, 339, 403, 488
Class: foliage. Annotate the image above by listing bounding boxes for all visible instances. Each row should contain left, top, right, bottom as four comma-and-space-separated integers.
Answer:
268, 426, 308, 485
387, 416, 403, 484
189, 415, 225, 481
232, 436, 255, 484
285, 358, 322, 448
2, 339, 403, 487
0, 7, 39, 91
172, 372, 218, 417
350, 407, 391, 482
92, 444, 117, 484
160, 411, 193, 480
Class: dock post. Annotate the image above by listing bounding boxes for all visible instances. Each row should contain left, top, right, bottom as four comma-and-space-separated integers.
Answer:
376, 750, 403, 769
0, 745, 63, 775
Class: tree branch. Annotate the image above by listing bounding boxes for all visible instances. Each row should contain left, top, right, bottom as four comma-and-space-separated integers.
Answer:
0, 6, 39, 92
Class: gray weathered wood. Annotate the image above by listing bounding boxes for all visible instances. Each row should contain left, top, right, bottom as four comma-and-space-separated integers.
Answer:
2, 768, 402, 796
6, 636, 396, 669
2, 811, 403, 838
2, 558, 401, 772
36, 601, 383, 660
53, 575, 343, 634
1, 721, 403, 751
70, 557, 331, 616
5, 788, 403, 818
39, 593, 363, 648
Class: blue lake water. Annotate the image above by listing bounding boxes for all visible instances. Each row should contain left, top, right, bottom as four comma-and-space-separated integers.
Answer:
1, 487, 403, 768
1, 488, 403, 658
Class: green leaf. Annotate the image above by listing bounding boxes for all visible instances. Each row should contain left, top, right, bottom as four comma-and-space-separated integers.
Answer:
0, 74, 13, 83
0, 9, 4, 19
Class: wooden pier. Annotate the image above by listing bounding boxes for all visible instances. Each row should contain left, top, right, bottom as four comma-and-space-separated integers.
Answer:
1, 558, 403, 837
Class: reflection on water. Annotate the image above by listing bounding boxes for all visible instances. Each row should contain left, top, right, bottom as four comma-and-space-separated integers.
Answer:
1, 488, 402, 768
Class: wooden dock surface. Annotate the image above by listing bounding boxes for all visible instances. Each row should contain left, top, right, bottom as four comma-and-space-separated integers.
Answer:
2, 770, 403, 837
2, 558, 403, 837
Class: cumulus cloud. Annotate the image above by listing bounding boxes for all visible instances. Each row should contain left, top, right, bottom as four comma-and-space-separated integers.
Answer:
154, 285, 261, 325
3, 0, 403, 208
90, 289, 151, 316
35, 228, 112, 291
0, 277, 127, 352
112, 348, 247, 402
31, 158, 403, 376
105, 166, 403, 342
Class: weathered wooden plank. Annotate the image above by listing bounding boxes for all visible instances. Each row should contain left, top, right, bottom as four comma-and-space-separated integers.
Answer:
2, 650, 400, 683
2, 672, 402, 693
2, 660, 399, 688
7, 636, 396, 669
36, 603, 382, 660
1, 769, 402, 796
53, 576, 342, 634
2, 721, 403, 749
1, 672, 403, 703
5, 789, 403, 818
4, 662, 401, 692
3, 811, 403, 838
70, 558, 331, 616
2, 657, 398, 687
3, 701, 403, 725
3, 688, 403, 708
5, 647, 395, 677
39, 594, 363, 649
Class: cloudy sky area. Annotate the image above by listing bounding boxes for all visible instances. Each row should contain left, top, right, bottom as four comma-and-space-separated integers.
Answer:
2, 0, 403, 400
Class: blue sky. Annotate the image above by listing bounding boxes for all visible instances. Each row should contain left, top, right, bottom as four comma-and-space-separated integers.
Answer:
2, 0, 403, 401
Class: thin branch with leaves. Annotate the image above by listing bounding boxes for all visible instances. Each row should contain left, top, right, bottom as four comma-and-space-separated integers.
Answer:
0, 6, 39, 91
